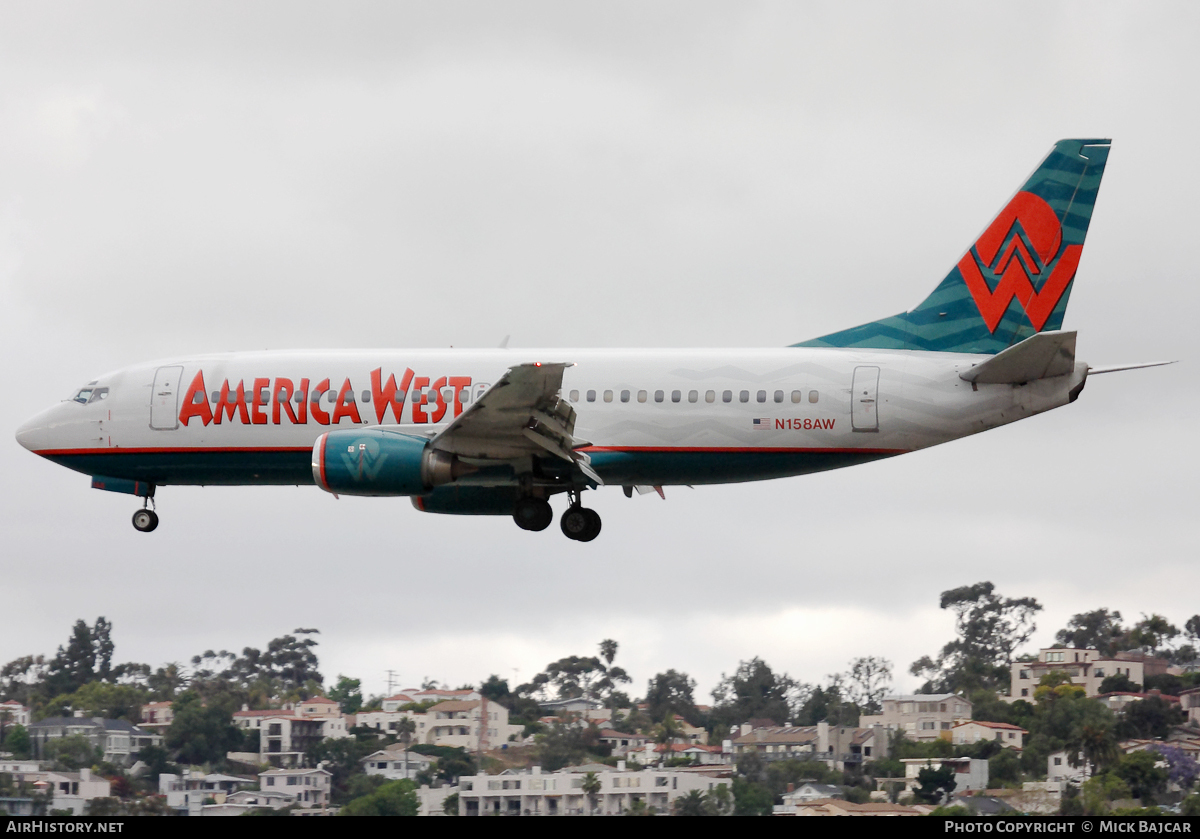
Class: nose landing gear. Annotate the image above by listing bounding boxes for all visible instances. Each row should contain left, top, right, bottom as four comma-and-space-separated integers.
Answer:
132, 498, 159, 533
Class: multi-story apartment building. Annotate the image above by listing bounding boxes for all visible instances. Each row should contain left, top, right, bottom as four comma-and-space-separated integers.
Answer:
27, 717, 161, 767
1007, 648, 1169, 701
858, 694, 973, 741
457, 764, 729, 815
425, 699, 523, 750
951, 720, 1026, 749
730, 722, 887, 771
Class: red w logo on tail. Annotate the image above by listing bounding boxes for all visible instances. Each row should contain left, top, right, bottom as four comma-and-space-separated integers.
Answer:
959, 191, 1081, 333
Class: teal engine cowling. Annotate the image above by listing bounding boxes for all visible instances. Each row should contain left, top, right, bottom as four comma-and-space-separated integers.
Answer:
312, 429, 468, 496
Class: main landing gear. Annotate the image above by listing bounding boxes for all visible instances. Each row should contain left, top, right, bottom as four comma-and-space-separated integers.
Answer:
132, 498, 159, 533
512, 490, 602, 541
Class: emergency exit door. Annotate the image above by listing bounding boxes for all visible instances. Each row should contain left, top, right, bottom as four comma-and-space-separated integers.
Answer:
851, 366, 879, 432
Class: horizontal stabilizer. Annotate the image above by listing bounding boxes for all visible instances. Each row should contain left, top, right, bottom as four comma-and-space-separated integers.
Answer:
1087, 360, 1177, 375
959, 331, 1076, 384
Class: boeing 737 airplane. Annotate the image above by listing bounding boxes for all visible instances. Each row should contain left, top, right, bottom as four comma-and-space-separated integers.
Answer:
15, 139, 1170, 540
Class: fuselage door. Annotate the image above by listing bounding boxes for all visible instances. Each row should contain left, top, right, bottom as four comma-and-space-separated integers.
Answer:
150, 366, 184, 430
851, 366, 880, 432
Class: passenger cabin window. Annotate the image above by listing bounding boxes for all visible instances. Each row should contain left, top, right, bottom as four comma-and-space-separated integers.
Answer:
393, 391, 406, 403
192, 391, 205, 404
774, 390, 784, 403
757, 390, 766, 403
791, 390, 802, 403
688, 390, 698, 403
809, 390, 819, 403
671, 390, 681, 403
637, 390, 647, 403
361, 391, 371, 403
620, 390, 630, 403
706, 390, 716, 403
604, 390, 613, 403
722, 390, 732, 403
654, 390, 664, 403
569, 390, 579, 402
587, 390, 596, 402
739, 390, 750, 403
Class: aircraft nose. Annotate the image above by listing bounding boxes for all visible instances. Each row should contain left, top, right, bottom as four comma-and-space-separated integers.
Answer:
15, 406, 57, 453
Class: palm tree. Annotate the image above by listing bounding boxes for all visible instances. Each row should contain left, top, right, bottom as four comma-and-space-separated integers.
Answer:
581, 771, 602, 815
396, 716, 417, 779
653, 714, 684, 767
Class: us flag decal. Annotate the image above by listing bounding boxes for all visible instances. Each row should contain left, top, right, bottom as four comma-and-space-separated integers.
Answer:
752, 418, 772, 431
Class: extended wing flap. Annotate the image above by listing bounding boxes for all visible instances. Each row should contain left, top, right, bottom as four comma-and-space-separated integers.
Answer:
960, 331, 1077, 385
431, 362, 602, 484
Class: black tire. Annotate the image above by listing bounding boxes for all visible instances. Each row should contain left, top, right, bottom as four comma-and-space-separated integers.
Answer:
577, 508, 602, 542
513, 497, 553, 531
560, 506, 591, 540
132, 509, 159, 533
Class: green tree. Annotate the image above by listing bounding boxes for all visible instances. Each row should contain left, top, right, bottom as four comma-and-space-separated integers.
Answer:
46, 734, 101, 770
1128, 614, 1179, 655
339, 779, 418, 816
4, 725, 30, 760
46, 681, 148, 722
1115, 696, 1184, 740
164, 691, 240, 765
989, 749, 1022, 785
644, 670, 699, 725
912, 762, 957, 804
328, 675, 363, 715
846, 656, 893, 715
1114, 750, 1169, 803
581, 771, 602, 814
1055, 609, 1125, 657
711, 658, 796, 726
673, 789, 707, 816
1080, 773, 1131, 815
442, 792, 459, 815
1098, 673, 1141, 694
910, 582, 1042, 694
731, 776, 773, 816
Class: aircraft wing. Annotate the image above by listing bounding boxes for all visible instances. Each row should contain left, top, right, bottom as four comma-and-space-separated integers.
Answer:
430, 362, 602, 484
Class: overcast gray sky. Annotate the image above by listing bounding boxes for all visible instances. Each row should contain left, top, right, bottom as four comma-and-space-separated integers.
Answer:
1, 1, 1196, 704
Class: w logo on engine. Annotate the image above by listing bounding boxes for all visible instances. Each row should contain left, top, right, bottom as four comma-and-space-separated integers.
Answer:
340, 438, 390, 481
958, 191, 1082, 333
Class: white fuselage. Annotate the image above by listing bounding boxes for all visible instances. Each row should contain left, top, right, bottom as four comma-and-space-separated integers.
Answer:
16, 347, 1087, 491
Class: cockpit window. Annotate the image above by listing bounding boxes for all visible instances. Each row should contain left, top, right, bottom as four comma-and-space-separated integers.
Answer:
73, 387, 109, 404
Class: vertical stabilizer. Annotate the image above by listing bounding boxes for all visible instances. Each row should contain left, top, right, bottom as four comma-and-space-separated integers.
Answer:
796, 139, 1110, 354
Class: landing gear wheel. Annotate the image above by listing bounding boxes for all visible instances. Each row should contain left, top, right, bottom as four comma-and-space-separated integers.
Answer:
132, 509, 159, 533
513, 497, 553, 531
561, 506, 601, 542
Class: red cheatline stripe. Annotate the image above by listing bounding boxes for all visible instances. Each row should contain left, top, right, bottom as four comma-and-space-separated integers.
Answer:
35, 446, 313, 455
580, 446, 908, 455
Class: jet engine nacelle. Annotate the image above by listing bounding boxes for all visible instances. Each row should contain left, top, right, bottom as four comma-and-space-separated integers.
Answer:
311, 429, 466, 496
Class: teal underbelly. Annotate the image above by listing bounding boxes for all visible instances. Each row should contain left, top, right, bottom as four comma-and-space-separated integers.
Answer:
45, 446, 904, 489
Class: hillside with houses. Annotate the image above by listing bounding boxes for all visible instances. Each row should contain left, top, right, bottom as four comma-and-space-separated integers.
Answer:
3, 582, 1200, 816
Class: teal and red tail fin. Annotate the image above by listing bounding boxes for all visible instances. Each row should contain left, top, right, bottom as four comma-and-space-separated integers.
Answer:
795, 139, 1111, 354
